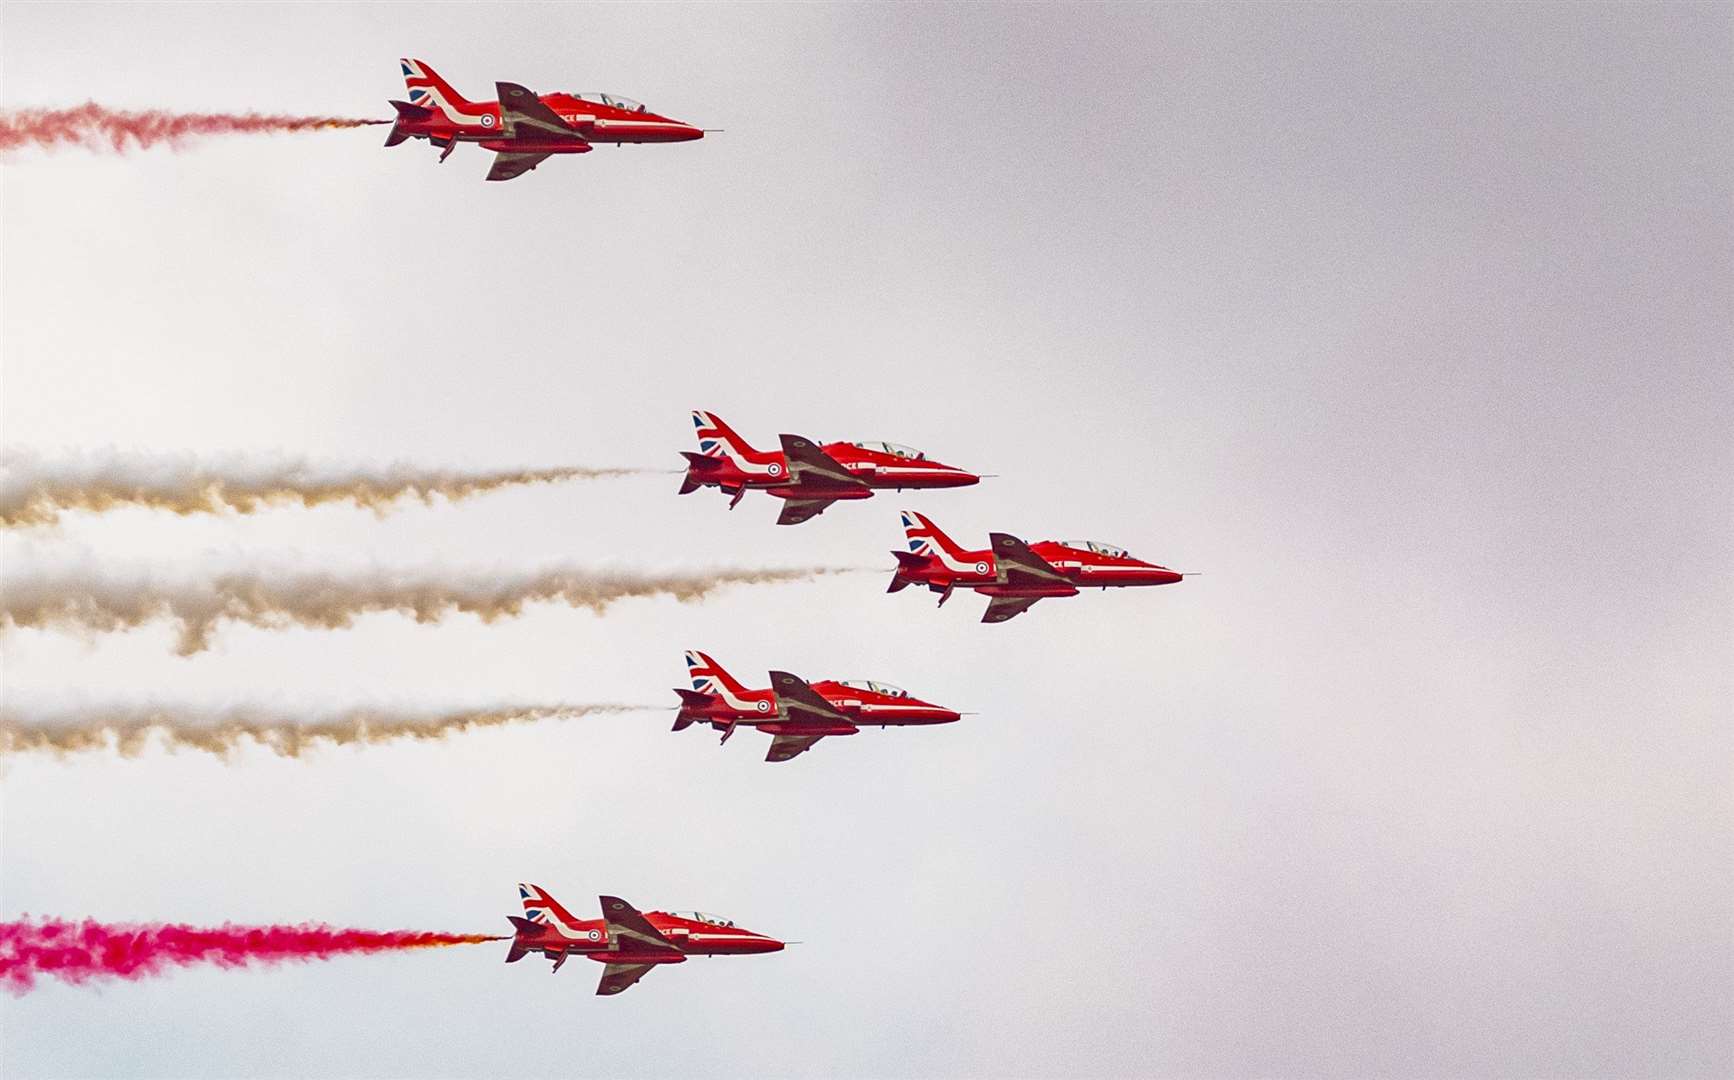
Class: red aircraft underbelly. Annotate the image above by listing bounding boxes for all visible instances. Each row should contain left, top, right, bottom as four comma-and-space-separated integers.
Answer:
977, 582, 1081, 598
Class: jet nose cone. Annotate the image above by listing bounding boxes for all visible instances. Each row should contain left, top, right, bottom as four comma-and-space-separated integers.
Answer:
931, 464, 979, 487
681, 124, 705, 141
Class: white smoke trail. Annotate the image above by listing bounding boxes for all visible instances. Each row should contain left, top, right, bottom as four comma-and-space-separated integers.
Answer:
0, 563, 862, 654
0, 703, 652, 758
0, 451, 652, 526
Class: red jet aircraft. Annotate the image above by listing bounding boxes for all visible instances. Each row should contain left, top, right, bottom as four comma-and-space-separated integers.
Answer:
673, 650, 962, 762
383, 59, 705, 181
679, 411, 981, 525
889, 511, 1186, 623
505, 884, 784, 996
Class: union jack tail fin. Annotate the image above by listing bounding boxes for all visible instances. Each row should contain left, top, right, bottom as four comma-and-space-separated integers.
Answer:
901, 510, 968, 560
399, 58, 474, 118
685, 649, 750, 697
691, 410, 764, 462
518, 883, 582, 929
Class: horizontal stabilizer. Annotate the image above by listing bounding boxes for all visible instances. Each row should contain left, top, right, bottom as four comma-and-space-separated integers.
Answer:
389, 99, 435, 121
674, 688, 713, 707
383, 100, 433, 148
888, 549, 929, 593
505, 915, 538, 963
678, 452, 716, 495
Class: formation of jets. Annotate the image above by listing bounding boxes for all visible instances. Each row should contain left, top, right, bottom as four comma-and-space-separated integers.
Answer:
385, 64, 1194, 999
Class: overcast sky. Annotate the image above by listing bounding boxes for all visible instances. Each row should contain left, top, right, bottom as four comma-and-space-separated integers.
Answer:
3, 3, 1730, 1077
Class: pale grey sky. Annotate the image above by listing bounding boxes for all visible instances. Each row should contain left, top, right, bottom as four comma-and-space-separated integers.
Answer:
2, 3, 1730, 1077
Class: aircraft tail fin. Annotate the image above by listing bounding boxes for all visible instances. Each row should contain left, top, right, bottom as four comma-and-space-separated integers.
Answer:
901, 510, 969, 560
399, 58, 474, 118
690, 410, 766, 462
685, 649, 751, 697
518, 883, 583, 929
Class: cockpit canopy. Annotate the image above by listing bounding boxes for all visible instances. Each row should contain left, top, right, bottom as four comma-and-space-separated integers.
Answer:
1057, 540, 1129, 558
838, 680, 909, 698
668, 910, 735, 927
570, 92, 646, 113
849, 441, 926, 460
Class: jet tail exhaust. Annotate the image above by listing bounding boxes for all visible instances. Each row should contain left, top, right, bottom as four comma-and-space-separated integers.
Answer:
888, 549, 930, 593
384, 100, 433, 148
677, 452, 713, 495
504, 915, 539, 963
671, 688, 713, 731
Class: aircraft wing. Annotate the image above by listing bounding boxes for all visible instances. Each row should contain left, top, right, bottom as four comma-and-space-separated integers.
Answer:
988, 533, 1070, 588
765, 732, 826, 763
495, 82, 587, 142
598, 895, 681, 954
768, 671, 850, 725
778, 435, 868, 492
485, 151, 552, 182
596, 962, 656, 996
776, 497, 838, 526
982, 594, 1044, 624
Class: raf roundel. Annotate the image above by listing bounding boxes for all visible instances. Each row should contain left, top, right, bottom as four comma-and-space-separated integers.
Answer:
768, 463, 782, 476
975, 561, 989, 574
480, 113, 496, 128
756, 700, 771, 713
587, 929, 601, 941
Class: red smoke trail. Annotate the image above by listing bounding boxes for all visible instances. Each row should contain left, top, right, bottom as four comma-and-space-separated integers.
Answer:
0, 918, 503, 994
0, 104, 385, 153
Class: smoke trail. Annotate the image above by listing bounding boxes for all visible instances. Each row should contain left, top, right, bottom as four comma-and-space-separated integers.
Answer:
0, 452, 651, 526
0, 104, 384, 153
0, 918, 502, 995
1, 564, 860, 654
1, 703, 650, 758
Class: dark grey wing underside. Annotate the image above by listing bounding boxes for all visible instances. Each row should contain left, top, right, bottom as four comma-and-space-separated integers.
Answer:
765, 733, 826, 762
485, 151, 552, 182
981, 594, 1043, 624
596, 962, 656, 996
776, 498, 838, 526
